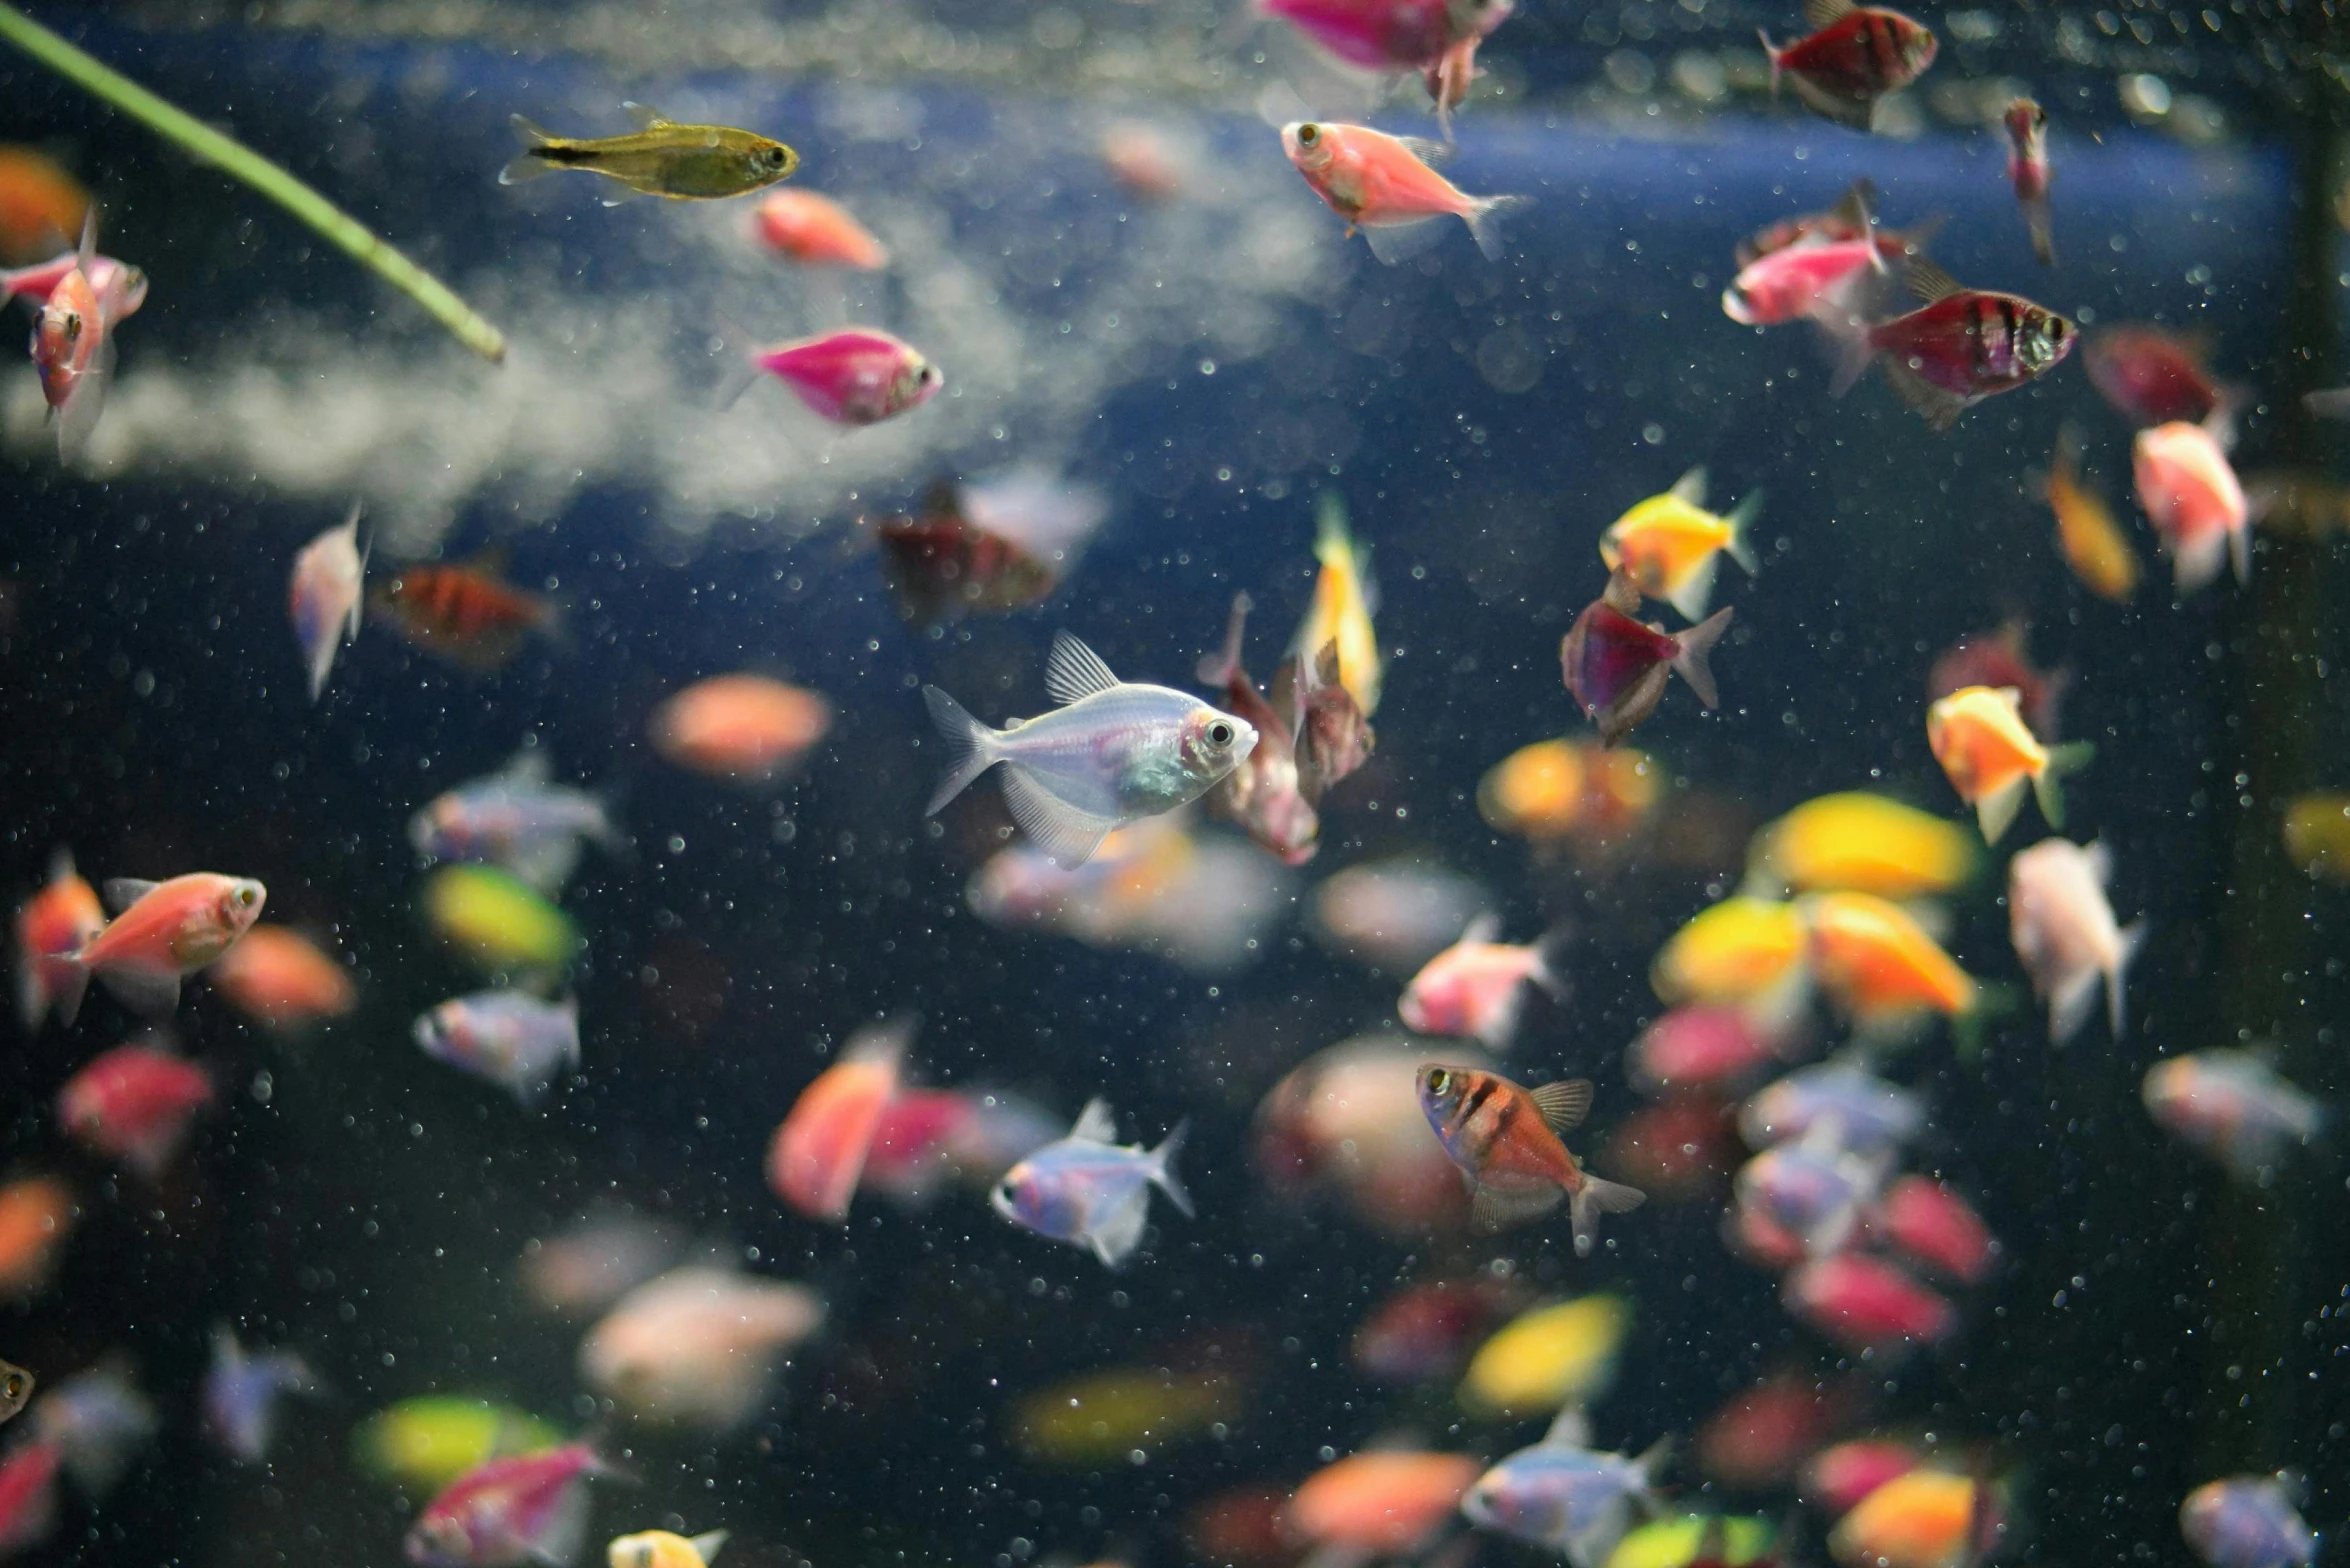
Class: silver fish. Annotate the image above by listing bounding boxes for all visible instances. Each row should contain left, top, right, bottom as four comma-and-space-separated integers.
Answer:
990, 1098, 1192, 1268
923, 632, 1258, 869
1463, 1412, 1671, 1568
288, 502, 366, 702
414, 991, 582, 1108
410, 748, 622, 894
203, 1324, 319, 1464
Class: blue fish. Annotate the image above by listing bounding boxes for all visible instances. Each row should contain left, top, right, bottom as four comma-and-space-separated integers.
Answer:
1462, 1411, 1669, 1568
1732, 1124, 1889, 1257
204, 1324, 320, 1464
1738, 1060, 1922, 1152
414, 991, 582, 1108
989, 1098, 1192, 1268
2181, 1475, 2318, 1568
410, 748, 623, 894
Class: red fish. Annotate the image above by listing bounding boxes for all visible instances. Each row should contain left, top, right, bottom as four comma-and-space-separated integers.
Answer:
57, 1043, 214, 1180
1281, 121, 1525, 263
1695, 1371, 1852, 1489
730, 328, 942, 427
1415, 1064, 1645, 1252
1559, 566, 1732, 746
1926, 618, 2066, 741
0, 1437, 61, 1554
1196, 593, 1321, 865
405, 1443, 610, 1567
1286, 638, 1375, 804
2003, 97, 2054, 266
766, 1019, 909, 1222
1758, 0, 1938, 131
860, 1087, 980, 1205
1878, 1175, 1998, 1285
374, 561, 556, 672
2083, 325, 2229, 430
14, 849, 104, 1029
1783, 1253, 1955, 1354
69, 872, 267, 1017
876, 490, 1058, 626
1258, 0, 1514, 133
1603, 1094, 1741, 1202
1835, 258, 2075, 430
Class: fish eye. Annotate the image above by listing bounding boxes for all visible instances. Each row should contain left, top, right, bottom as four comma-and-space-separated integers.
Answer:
1427, 1067, 1450, 1093
1297, 123, 1320, 145
236, 886, 257, 907
61, 312, 80, 342
1208, 720, 1234, 747
2, 1374, 22, 1399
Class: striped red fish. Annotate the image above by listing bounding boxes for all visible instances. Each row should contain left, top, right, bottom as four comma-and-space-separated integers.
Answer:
1836, 259, 2075, 430
1414, 1065, 1645, 1255
1759, 0, 1937, 131
373, 561, 555, 671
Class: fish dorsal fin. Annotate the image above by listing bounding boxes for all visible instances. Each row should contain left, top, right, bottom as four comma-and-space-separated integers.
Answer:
1544, 1404, 1592, 1447
1044, 632, 1121, 705
1529, 1078, 1593, 1132
1460, 912, 1503, 946
690, 1531, 730, 1565
1667, 467, 1708, 506
2083, 839, 2113, 885
1829, 179, 1876, 235
1070, 1097, 1119, 1143
622, 102, 675, 130
1805, 0, 1855, 27
500, 745, 553, 785
1906, 258, 1963, 305
1395, 134, 1452, 168
101, 878, 160, 915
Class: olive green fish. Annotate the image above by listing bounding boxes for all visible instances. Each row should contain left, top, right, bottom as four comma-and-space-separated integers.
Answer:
500, 103, 798, 203
0, 1359, 33, 1423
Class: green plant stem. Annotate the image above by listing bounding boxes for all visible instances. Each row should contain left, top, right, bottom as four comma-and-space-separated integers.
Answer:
0, 3, 507, 363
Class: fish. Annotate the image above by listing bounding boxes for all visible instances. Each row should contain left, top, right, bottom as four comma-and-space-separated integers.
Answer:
1287, 638, 1377, 803
31, 1359, 157, 1498
1353, 1275, 1526, 1384
1828, 1469, 1996, 1568
1463, 1413, 1671, 1568
30, 214, 138, 462
2007, 838, 2145, 1044
766, 1017, 911, 1221
2141, 1050, 2321, 1181
352, 1398, 566, 1491
2283, 792, 2350, 882
1600, 469, 1763, 625
63, 871, 266, 1017
1100, 122, 1189, 200
1784, 1253, 1956, 1355
1801, 891, 1984, 1038
405, 1442, 613, 1567
649, 673, 832, 785
1733, 1127, 1886, 1257
1805, 1440, 1924, 1516
421, 865, 582, 974
1560, 567, 1733, 747
1398, 916, 1565, 1050
374, 560, 557, 672
1293, 491, 1384, 718
1720, 182, 1891, 332
1280, 120, 1527, 263
2134, 419, 2249, 591
1415, 1065, 1646, 1252
1256, 1035, 1477, 1234
0, 1362, 31, 1425
609, 1531, 730, 1568
579, 1266, 823, 1428
207, 924, 359, 1030
752, 188, 887, 268
1478, 738, 1660, 847
1757, 0, 1938, 130
56, 1043, 214, 1179
2041, 427, 2141, 601
1926, 684, 2091, 843
1008, 1363, 1243, 1465
1927, 620, 2065, 742
1628, 1006, 1786, 1095
0, 243, 147, 317
1195, 593, 1321, 864
1310, 860, 1487, 971
725, 328, 942, 426
520, 1213, 683, 1317
989, 1098, 1193, 1268
14, 848, 104, 1029
0, 1437, 60, 1556
0, 1177, 74, 1300
1834, 259, 2075, 429
1878, 1175, 1998, 1284
0, 145, 89, 263
288, 502, 366, 701
874, 470, 1106, 626
1695, 1375, 1852, 1491
203, 1324, 319, 1464
1650, 897, 1809, 1017
2003, 97, 2054, 265
923, 631, 1259, 870
414, 991, 583, 1108
1258, 0, 1514, 133
1287, 1450, 1481, 1554
411, 749, 623, 894
1745, 792, 1976, 900
1739, 1060, 1922, 1152
2084, 325, 2231, 430
500, 103, 797, 202
1735, 178, 1933, 267
2179, 1476, 2318, 1568
1606, 1517, 1779, 1568
1456, 1292, 1631, 1420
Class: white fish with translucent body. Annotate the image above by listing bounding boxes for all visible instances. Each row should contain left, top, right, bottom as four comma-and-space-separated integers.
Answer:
204, 1323, 321, 1463
2008, 838, 2146, 1044
990, 1098, 1192, 1267
414, 991, 582, 1107
923, 632, 1258, 868
288, 503, 366, 701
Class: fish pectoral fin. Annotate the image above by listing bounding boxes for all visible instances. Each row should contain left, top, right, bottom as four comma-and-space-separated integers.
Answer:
997, 767, 1117, 869
100, 877, 161, 914
621, 101, 676, 129
1043, 630, 1121, 705
97, 961, 181, 1019
1528, 1078, 1594, 1133
1469, 1181, 1564, 1234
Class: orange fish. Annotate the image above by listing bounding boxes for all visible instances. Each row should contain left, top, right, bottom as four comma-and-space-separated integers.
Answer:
1101, 123, 1187, 201
71, 872, 268, 1017
1397, 917, 1563, 1050
1285, 1450, 1481, 1554
2041, 428, 2140, 602
649, 674, 833, 785
374, 561, 556, 672
2134, 419, 2247, 592
765, 1019, 910, 1221
0, 1176, 75, 1298
1801, 891, 1975, 1031
30, 216, 135, 462
1280, 121, 1526, 263
1829, 1468, 1998, 1568
752, 189, 889, 270
206, 925, 358, 1030
1415, 1066, 1645, 1253
0, 147, 89, 264
1925, 684, 2091, 843
15, 849, 104, 1029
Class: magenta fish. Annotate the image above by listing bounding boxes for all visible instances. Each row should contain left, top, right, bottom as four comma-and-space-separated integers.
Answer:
1758, 0, 1938, 131
1559, 567, 1731, 746
1258, 0, 1514, 132
727, 328, 942, 426
0, 245, 148, 319
405, 1442, 611, 1567
2004, 97, 2054, 266
1834, 258, 2075, 430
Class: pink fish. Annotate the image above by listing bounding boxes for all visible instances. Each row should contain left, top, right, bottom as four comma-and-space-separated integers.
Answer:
1259, 0, 1513, 132
67, 872, 267, 1017
1397, 916, 1563, 1050
2133, 420, 2247, 591
2007, 837, 2144, 1044
14, 848, 104, 1030
2003, 97, 2054, 266
1559, 566, 1732, 746
1877, 1175, 1998, 1285
1280, 121, 1526, 263
766, 1018, 910, 1222
288, 503, 366, 702
2141, 1050, 2320, 1181
57, 1043, 214, 1180
0, 1438, 60, 1555
27, 216, 139, 462
1720, 181, 1887, 328
751, 189, 889, 269
406, 1443, 612, 1567
0, 247, 147, 318
727, 328, 942, 426
1783, 1253, 1955, 1354
1627, 1005, 1784, 1095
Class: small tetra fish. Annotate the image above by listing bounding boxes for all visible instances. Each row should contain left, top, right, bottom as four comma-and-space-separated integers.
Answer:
1258, 0, 1514, 134
0, 1360, 32, 1424
374, 560, 557, 673
2007, 838, 2145, 1044
1758, 0, 1938, 131
1196, 593, 1321, 866
2042, 427, 2141, 602
1463, 1411, 1671, 1568
1281, 121, 1527, 263
2141, 1050, 2321, 1182
1733, 1125, 1886, 1257
1599, 468, 1763, 623
501, 103, 797, 202
727, 328, 942, 427
405, 1443, 612, 1568
766, 1018, 910, 1222
1735, 177, 1932, 267
1560, 567, 1733, 747
1415, 1065, 1645, 1253
2084, 325, 2231, 430
14, 849, 104, 1029
1294, 490, 1383, 719
1, 243, 147, 318
414, 992, 582, 1109
753, 189, 887, 269
1738, 1060, 1923, 1152
2180, 1476, 2317, 1568
2003, 97, 2054, 266
411, 749, 622, 894
203, 1324, 319, 1464
2134, 420, 2248, 592
289, 502, 366, 702
69, 872, 267, 1017
1835, 259, 2075, 429
1925, 684, 2092, 843
1398, 915, 1565, 1050
610, 1530, 730, 1568
924, 631, 1259, 870
990, 1098, 1193, 1268
30, 214, 139, 462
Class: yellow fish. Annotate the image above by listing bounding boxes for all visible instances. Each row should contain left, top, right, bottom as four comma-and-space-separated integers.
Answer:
1007, 1365, 1242, 1466
609, 1531, 729, 1568
421, 865, 583, 974
1599, 467, 1762, 622
1293, 491, 1382, 717
2042, 428, 2139, 603
1651, 897, 1808, 1011
1605, 1516, 1777, 1568
502, 104, 798, 202
1477, 738, 1659, 845
1745, 792, 1977, 900
1456, 1293, 1629, 1419
352, 1396, 565, 1489
2284, 792, 2350, 884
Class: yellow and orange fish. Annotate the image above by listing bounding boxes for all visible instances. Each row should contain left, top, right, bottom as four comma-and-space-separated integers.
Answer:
1829, 1468, 1999, 1568
608, 1529, 728, 1568
752, 189, 888, 270
374, 560, 557, 672
2042, 428, 2140, 602
15, 849, 104, 1029
765, 1018, 910, 1221
1285, 1450, 1481, 1554
0, 146, 88, 264
1293, 491, 1383, 717
649, 674, 832, 786
1415, 1065, 1645, 1254
1599, 468, 1762, 623
207, 925, 359, 1030
1477, 737, 1659, 846
1801, 891, 1979, 1036
1651, 896, 1810, 1021
1745, 792, 1976, 900
1925, 684, 2091, 843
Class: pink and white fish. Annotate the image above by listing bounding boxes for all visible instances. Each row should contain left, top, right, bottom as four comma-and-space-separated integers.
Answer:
1259, 0, 1514, 132
288, 502, 366, 702
1280, 121, 1526, 264
27, 216, 141, 462
2142, 1050, 2320, 1181
1397, 917, 1564, 1050
2007, 838, 2145, 1044
726, 328, 942, 426
1, 245, 148, 318
66, 872, 267, 1016
2134, 420, 2247, 592
2004, 97, 2054, 266
406, 1443, 613, 1567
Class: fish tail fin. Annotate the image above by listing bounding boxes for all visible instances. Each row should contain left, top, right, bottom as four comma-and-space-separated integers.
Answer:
499, 116, 559, 185
54, 961, 87, 1028
2109, 919, 2149, 1041
2047, 963, 2101, 1047
1530, 924, 1574, 1001
2032, 740, 2094, 830
2230, 516, 2253, 585
2024, 198, 2055, 267
1757, 28, 1783, 93
1148, 1118, 1195, 1218
711, 352, 764, 413
689, 1532, 730, 1565
1665, 554, 1718, 623
1464, 193, 1531, 262
1670, 607, 1733, 710
921, 686, 1003, 815
1723, 489, 1764, 576
1196, 591, 1252, 688
1568, 1174, 1647, 1257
